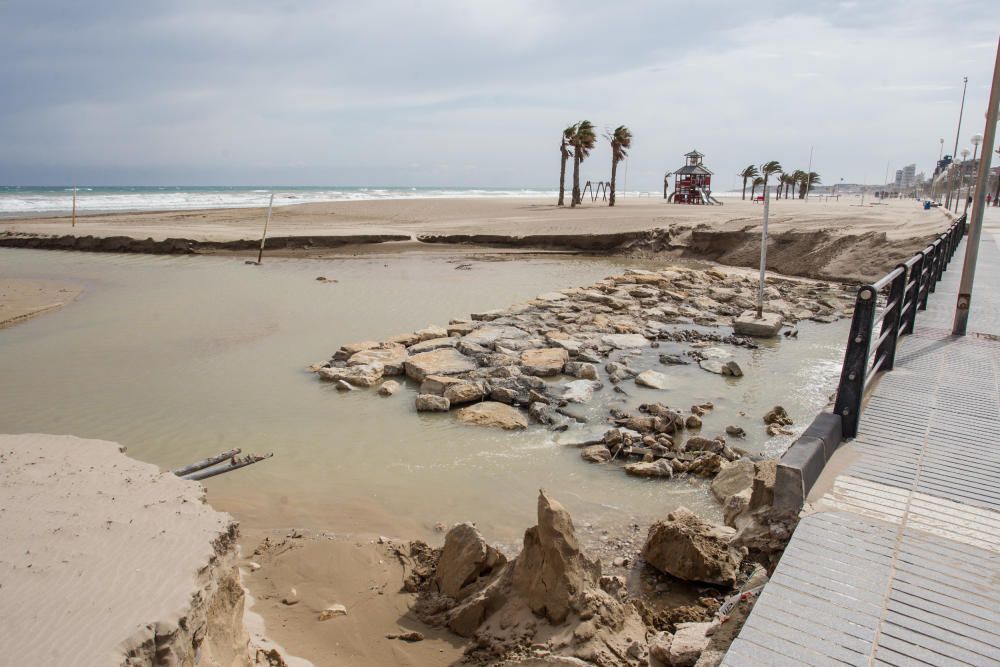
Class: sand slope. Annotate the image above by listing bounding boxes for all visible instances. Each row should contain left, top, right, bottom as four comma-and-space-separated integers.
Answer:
0, 434, 245, 666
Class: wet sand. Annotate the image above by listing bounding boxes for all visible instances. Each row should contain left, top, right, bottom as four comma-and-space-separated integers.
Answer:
0, 278, 82, 329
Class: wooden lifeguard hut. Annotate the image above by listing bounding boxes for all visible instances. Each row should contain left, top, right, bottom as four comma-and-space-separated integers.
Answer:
666, 150, 720, 204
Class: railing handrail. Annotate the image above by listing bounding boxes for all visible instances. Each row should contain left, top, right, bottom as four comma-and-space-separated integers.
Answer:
834, 214, 966, 438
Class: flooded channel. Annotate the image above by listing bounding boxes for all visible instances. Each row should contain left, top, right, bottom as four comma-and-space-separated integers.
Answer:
0, 248, 848, 547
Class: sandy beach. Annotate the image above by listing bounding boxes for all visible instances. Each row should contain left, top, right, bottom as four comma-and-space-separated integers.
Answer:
0, 196, 953, 283
0, 278, 82, 329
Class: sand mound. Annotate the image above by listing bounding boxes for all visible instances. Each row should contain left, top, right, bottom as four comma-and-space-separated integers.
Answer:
0, 433, 249, 666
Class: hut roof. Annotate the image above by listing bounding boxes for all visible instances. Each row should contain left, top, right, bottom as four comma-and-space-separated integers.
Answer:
684, 150, 704, 158
676, 164, 714, 175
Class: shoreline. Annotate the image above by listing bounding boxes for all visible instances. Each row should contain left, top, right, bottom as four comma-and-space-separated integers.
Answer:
0, 195, 952, 283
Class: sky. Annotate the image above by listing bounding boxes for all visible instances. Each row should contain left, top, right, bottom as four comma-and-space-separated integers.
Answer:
0, 1, 997, 190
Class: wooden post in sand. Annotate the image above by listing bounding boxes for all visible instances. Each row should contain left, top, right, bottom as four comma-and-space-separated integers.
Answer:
71, 186, 76, 227
756, 185, 770, 318
257, 193, 274, 264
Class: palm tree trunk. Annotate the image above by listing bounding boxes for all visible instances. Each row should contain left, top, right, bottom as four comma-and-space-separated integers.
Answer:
742, 177, 747, 200
609, 157, 618, 207
571, 153, 581, 207
751, 183, 757, 199
558, 147, 568, 206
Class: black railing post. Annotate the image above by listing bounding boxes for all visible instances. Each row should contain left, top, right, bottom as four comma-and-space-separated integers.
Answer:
874, 267, 907, 372
834, 284, 878, 439
928, 241, 942, 293
902, 253, 924, 334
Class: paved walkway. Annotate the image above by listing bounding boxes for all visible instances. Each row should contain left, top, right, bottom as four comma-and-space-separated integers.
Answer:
724, 208, 1000, 666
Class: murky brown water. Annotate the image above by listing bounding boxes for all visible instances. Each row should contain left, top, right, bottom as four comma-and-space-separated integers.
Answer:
0, 248, 848, 547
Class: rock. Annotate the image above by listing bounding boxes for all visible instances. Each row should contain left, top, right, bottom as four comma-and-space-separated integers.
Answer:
724, 425, 745, 438
732, 310, 783, 337
687, 453, 725, 477
333, 340, 379, 361
748, 460, 777, 511
766, 423, 793, 436
624, 459, 673, 478
563, 380, 597, 404
317, 362, 385, 387
683, 436, 724, 454
722, 490, 751, 527
720, 361, 743, 377
649, 632, 674, 664
415, 394, 450, 412
443, 381, 486, 405
456, 402, 528, 430
581, 445, 612, 463
528, 401, 559, 425
404, 348, 477, 382
521, 348, 569, 376
642, 508, 743, 586
419, 374, 465, 396
335, 380, 353, 391
763, 405, 792, 426
408, 336, 458, 354
659, 354, 688, 365
318, 604, 348, 620
377, 380, 400, 396
537, 292, 568, 302
347, 344, 408, 376
710, 459, 756, 502
669, 622, 713, 666
685, 414, 702, 429
602, 333, 649, 349
635, 370, 669, 390
386, 631, 424, 642
512, 490, 601, 624
462, 325, 529, 348
413, 325, 448, 342
563, 361, 597, 380
434, 523, 507, 600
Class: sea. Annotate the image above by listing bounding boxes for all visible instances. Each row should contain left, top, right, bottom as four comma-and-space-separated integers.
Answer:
0, 186, 567, 218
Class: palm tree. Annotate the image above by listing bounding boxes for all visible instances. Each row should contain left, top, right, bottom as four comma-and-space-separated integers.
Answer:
570, 120, 597, 207
739, 164, 758, 200
798, 172, 821, 198
775, 172, 787, 199
750, 176, 764, 200
790, 170, 806, 199
781, 173, 795, 199
557, 124, 576, 206
759, 160, 782, 198
606, 125, 632, 207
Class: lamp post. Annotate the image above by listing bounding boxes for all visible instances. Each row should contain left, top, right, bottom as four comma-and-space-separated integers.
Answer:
946, 77, 969, 209
957, 148, 970, 213
965, 134, 983, 214
934, 138, 944, 201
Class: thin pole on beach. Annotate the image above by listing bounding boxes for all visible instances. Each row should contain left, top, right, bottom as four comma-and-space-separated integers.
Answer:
953, 36, 1000, 336
71, 186, 76, 227
947, 77, 969, 210
756, 185, 770, 318
805, 146, 814, 201
257, 193, 274, 264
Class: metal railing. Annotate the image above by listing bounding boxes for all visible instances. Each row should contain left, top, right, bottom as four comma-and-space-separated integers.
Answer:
834, 214, 966, 438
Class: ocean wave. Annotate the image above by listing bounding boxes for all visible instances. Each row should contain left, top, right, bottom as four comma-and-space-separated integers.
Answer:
0, 186, 568, 217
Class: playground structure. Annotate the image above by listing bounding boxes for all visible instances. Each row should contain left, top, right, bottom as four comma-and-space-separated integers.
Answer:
665, 150, 722, 205
582, 181, 610, 202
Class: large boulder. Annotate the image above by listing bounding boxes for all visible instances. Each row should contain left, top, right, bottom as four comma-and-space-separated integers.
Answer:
562, 380, 597, 404
347, 344, 407, 376
456, 402, 528, 430
670, 622, 713, 666
443, 381, 487, 405
710, 459, 756, 502
512, 490, 601, 624
624, 460, 674, 479
642, 507, 743, 586
419, 374, 466, 396
520, 348, 569, 377
333, 340, 379, 361
434, 523, 507, 600
601, 333, 649, 349
461, 325, 529, 349
415, 394, 450, 412
317, 362, 384, 387
408, 337, 458, 354
405, 348, 477, 382
635, 370, 669, 390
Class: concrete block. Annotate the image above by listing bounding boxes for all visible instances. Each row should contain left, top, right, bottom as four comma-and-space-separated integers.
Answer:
733, 310, 783, 337
800, 412, 843, 459
774, 437, 826, 511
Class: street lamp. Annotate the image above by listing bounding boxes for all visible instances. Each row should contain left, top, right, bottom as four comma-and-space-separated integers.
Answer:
957, 148, 970, 213
966, 134, 983, 214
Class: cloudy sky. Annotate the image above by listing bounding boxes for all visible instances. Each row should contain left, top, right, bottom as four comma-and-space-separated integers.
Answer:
1, 1, 996, 189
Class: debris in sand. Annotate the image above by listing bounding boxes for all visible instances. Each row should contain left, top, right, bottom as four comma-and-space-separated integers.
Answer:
386, 630, 424, 641
318, 604, 347, 620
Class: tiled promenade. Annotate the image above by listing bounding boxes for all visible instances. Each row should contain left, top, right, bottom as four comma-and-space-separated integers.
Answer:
724, 209, 1000, 666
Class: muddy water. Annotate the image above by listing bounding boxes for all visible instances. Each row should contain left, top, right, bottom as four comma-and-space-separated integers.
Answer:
0, 249, 847, 548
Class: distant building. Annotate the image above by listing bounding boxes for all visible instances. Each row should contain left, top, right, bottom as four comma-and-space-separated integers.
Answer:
894, 170, 903, 188
901, 164, 916, 189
